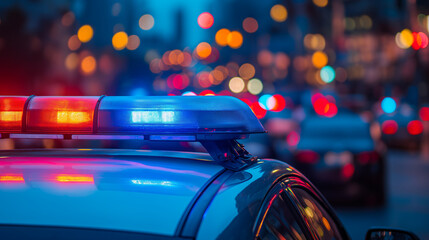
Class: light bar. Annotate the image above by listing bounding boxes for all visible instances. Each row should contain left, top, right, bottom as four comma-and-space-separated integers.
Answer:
0, 96, 28, 132
0, 96, 265, 140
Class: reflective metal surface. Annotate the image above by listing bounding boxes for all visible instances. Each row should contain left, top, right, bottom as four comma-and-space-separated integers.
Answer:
0, 149, 223, 236
196, 159, 299, 240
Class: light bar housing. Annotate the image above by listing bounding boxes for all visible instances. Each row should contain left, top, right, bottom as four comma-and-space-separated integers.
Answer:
0, 96, 265, 141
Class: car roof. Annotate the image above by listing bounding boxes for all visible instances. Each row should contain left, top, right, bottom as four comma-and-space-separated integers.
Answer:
0, 149, 224, 237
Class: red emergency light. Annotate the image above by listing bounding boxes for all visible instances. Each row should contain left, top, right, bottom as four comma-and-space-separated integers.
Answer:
25, 96, 99, 133
0, 96, 28, 132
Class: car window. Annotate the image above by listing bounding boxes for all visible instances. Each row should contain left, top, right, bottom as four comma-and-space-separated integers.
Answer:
258, 192, 307, 240
290, 188, 342, 240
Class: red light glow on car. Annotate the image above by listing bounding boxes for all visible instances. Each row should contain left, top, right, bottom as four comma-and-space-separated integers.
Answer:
55, 174, 94, 183
0, 174, 25, 183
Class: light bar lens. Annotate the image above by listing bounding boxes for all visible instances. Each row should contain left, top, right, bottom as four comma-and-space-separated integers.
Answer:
97, 96, 265, 135
26, 97, 99, 133
0, 96, 28, 132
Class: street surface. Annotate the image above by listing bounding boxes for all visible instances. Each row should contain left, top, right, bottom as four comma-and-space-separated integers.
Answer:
337, 150, 429, 239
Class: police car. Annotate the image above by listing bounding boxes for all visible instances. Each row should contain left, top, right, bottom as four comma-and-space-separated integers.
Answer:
0, 96, 419, 240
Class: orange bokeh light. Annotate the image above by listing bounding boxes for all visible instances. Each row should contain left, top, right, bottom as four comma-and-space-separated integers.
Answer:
196, 42, 212, 59
215, 28, 230, 46
81, 56, 97, 75
227, 31, 243, 49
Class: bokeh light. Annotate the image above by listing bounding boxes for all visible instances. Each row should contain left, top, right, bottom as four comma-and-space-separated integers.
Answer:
251, 102, 267, 119
199, 89, 215, 96
312, 51, 328, 69
304, 34, 326, 51
324, 103, 338, 117
195, 42, 212, 59
139, 14, 155, 30
65, 53, 79, 70
81, 56, 96, 75
313, 97, 329, 115
407, 120, 423, 135
419, 107, 429, 121
271, 94, 286, 112
320, 65, 335, 83
381, 97, 396, 114
398, 29, 414, 49
196, 72, 213, 88
270, 4, 287, 22
215, 28, 230, 46
68, 35, 81, 51
227, 31, 243, 49
258, 94, 276, 110
239, 63, 255, 80
247, 78, 263, 95
61, 12, 75, 26
112, 31, 128, 50
172, 74, 190, 90
242, 17, 258, 33
182, 91, 197, 96
229, 77, 245, 93
77, 25, 93, 43
197, 12, 214, 29
313, 0, 328, 7
287, 131, 300, 146
126, 35, 140, 50
382, 120, 398, 135
258, 50, 273, 67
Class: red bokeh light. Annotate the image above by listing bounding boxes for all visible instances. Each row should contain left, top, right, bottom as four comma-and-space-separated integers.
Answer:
324, 103, 338, 118
407, 120, 423, 135
286, 131, 300, 146
197, 12, 214, 29
271, 94, 286, 112
311, 93, 324, 104
381, 120, 398, 135
419, 32, 428, 49
342, 163, 355, 179
240, 98, 253, 106
172, 74, 190, 90
419, 107, 429, 121
313, 97, 329, 115
199, 89, 215, 96
412, 32, 421, 50
250, 102, 267, 119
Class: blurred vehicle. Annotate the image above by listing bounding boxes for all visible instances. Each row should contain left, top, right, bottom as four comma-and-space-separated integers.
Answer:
293, 113, 386, 206
378, 104, 423, 150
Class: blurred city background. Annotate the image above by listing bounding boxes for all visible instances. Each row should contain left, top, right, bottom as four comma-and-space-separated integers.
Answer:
0, 0, 429, 239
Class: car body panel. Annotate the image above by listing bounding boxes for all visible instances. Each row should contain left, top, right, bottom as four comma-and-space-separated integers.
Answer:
196, 159, 300, 240
0, 149, 224, 236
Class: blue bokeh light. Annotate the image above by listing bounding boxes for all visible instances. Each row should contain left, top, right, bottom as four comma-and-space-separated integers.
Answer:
320, 66, 336, 83
381, 97, 396, 113
258, 94, 272, 110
